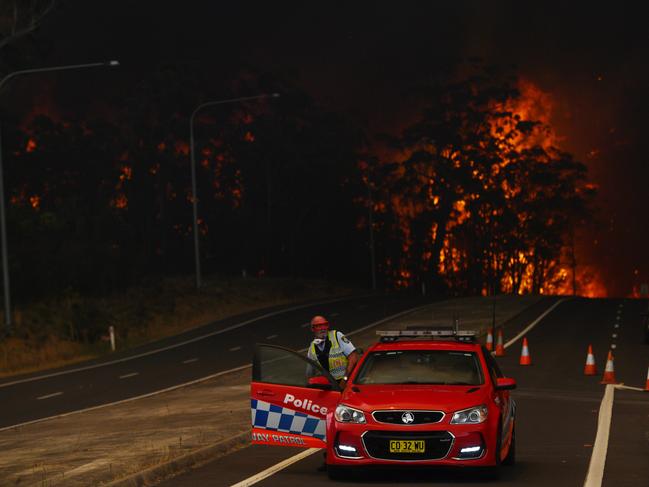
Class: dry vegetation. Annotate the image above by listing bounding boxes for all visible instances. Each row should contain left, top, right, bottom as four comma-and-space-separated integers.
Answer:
0, 276, 357, 377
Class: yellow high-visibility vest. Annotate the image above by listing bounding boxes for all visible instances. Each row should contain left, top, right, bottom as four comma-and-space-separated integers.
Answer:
308, 330, 348, 380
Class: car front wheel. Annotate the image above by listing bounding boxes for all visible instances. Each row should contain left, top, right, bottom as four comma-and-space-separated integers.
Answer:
502, 424, 516, 466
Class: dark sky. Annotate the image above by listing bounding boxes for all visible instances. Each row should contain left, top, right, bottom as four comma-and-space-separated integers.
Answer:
16, 1, 649, 296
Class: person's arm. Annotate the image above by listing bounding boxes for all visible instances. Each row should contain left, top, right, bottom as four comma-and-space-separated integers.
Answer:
336, 331, 359, 382
344, 350, 359, 378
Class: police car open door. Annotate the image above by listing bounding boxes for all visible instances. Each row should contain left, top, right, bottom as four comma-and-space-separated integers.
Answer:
251, 344, 342, 448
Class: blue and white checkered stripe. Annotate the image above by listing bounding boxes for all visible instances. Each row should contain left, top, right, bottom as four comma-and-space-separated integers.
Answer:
251, 399, 326, 441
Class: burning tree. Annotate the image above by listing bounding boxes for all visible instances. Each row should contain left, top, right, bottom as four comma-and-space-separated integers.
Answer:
366, 66, 595, 295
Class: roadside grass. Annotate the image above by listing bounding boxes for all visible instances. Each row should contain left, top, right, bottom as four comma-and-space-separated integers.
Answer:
0, 276, 358, 377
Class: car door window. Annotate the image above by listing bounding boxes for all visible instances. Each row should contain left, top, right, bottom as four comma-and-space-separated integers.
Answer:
482, 346, 504, 384
253, 344, 337, 387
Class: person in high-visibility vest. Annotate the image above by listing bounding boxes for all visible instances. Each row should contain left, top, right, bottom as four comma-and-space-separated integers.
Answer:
307, 315, 359, 387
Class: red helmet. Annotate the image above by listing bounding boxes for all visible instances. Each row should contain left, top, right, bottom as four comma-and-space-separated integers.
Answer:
310, 315, 329, 328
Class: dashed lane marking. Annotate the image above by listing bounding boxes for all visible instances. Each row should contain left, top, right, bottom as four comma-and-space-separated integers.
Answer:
265, 335, 278, 340
230, 448, 320, 487
182, 358, 199, 364
229, 346, 242, 352
37, 392, 63, 400
119, 372, 139, 379
330, 312, 339, 317
0, 303, 427, 433
0, 294, 370, 389
301, 322, 311, 328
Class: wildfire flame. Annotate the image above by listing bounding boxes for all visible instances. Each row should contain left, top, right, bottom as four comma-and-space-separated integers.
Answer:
26, 138, 37, 153
371, 77, 604, 296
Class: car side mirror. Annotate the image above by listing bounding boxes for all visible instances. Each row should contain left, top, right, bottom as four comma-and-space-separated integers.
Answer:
308, 375, 333, 390
495, 377, 516, 391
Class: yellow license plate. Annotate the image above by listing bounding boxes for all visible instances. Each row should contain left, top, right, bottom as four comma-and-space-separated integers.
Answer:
389, 440, 425, 453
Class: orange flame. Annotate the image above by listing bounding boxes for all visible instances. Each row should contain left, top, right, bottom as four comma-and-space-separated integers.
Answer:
111, 194, 128, 209
26, 138, 37, 153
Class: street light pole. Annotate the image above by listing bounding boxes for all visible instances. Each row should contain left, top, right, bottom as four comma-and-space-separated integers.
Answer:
0, 60, 119, 336
367, 182, 377, 291
189, 93, 279, 289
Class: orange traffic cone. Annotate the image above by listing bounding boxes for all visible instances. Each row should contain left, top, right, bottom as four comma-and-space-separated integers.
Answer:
519, 337, 531, 365
495, 328, 505, 357
644, 365, 649, 392
600, 350, 617, 384
584, 345, 597, 376
486, 327, 494, 351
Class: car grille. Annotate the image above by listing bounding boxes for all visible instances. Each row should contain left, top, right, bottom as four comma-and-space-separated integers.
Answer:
372, 410, 444, 425
362, 430, 453, 461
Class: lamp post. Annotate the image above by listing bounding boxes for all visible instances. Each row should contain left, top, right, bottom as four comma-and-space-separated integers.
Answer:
0, 60, 119, 336
189, 93, 279, 289
367, 182, 377, 291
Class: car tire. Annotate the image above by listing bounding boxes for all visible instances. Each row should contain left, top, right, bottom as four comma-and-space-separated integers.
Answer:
502, 424, 516, 466
482, 422, 503, 480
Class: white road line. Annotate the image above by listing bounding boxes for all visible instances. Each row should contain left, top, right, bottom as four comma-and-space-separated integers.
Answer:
503, 298, 570, 348
182, 358, 199, 364
0, 303, 425, 433
265, 335, 278, 340
36, 392, 63, 400
300, 322, 311, 328
614, 384, 645, 392
583, 384, 615, 487
229, 346, 242, 352
330, 312, 340, 317
119, 372, 139, 379
230, 448, 320, 487
0, 294, 369, 389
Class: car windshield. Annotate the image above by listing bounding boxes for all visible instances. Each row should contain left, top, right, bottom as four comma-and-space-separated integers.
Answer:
354, 350, 484, 385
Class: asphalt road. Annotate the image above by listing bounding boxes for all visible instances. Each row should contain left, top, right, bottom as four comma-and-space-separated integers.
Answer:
158, 297, 649, 487
0, 293, 428, 429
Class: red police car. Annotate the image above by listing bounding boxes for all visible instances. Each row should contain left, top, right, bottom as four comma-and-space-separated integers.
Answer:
251, 329, 516, 479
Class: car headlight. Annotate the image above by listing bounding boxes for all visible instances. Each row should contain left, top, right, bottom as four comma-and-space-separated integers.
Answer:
334, 404, 366, 423
450, 405, 488, 424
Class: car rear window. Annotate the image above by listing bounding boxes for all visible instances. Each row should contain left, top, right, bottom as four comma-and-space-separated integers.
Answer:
354, 350, 484, 385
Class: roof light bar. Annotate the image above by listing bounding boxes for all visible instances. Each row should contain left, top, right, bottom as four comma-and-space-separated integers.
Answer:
377, 330, 476, 337
376, 329, 477, 342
